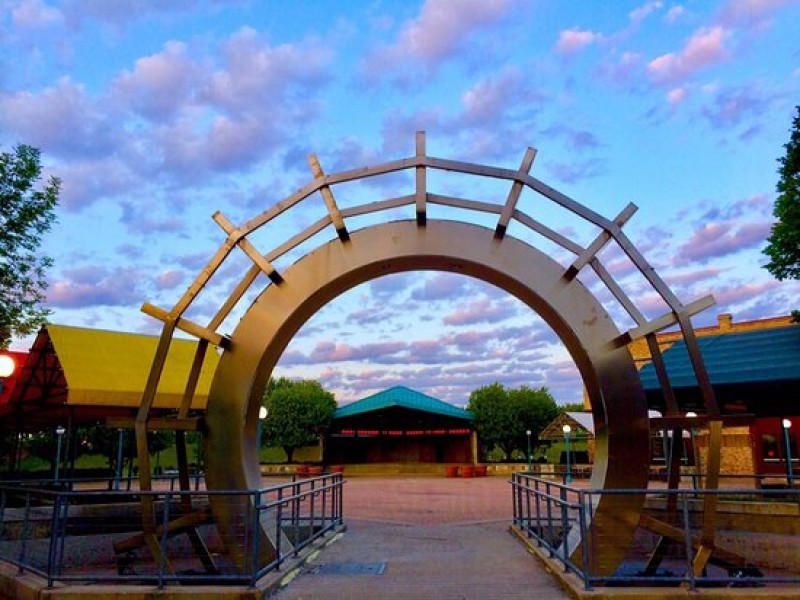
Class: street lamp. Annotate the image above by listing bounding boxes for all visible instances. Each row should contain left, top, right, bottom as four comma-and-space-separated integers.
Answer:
782, 419, 794, 487
54, 425, 66, 481
258, 406, 268, 461
526, 429, 532, 473
563, 424, 572, 483
0, 354, 15, 395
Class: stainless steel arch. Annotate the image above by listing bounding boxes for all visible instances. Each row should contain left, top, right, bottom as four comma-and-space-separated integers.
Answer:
128, 132, 722, 579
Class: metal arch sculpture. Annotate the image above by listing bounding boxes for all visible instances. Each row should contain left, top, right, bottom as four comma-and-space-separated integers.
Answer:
130, 132, 723, 579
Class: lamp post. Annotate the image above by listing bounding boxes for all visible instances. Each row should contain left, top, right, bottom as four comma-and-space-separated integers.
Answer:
54, 425, 66, 481
114, 428, 124, 491
783, 419, 794, 487
563, 424, 572, 484
526, 429, 532, 473
258, 406, 268, 462
686, 411, 698, 487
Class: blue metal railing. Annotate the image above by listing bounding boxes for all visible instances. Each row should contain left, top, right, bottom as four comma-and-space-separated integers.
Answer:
0, 472, 344, 588
510, 472, 800, 590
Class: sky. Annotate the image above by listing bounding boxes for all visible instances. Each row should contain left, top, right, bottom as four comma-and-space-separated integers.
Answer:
1, 0, 799, 408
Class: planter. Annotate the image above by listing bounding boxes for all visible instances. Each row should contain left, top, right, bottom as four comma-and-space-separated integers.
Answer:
330, 465, 345, 474
295, 465, 309, 479
445, 465, 460, 478
461, 465, 475, 478
474, 465, 488, 477
307, 466, 324, 476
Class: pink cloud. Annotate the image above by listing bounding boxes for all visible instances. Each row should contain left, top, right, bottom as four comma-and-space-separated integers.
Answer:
675, 220, 771, 265
647, 26, 730, 85
362, 0, 511, 79
47, 266, 146, 308
12, 0, 63, 28
716, 0, 790, 28
112, 41, 199, 120
0, 77, 119, 159
154, 270, 185, 291
555, 28, 602, 54
442, 297, 517, 326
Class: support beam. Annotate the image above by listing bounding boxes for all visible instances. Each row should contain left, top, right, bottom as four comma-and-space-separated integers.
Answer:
495, 147, 537, 239
308, 153, 349, 241
141, 303, 230, 349
609, 295, 716, 348
563, 203, 637, 281
213, 212, 283, 284
416, 131, 426, 226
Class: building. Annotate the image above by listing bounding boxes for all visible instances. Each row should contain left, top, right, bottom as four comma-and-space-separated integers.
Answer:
325, 386, 476, 465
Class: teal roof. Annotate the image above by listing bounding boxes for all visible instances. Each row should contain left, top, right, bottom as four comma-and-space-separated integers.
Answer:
639, 325, 800, 389
334, 386, 473, 421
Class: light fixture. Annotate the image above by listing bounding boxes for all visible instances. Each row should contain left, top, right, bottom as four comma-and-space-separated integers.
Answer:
0, 355, 15, 378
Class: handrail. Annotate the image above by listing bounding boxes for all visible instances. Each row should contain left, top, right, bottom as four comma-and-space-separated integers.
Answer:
0, 472, 345, 588
510, 472, 800, 590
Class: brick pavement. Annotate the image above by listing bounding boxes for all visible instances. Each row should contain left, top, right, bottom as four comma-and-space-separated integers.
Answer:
271, 476, 571, 599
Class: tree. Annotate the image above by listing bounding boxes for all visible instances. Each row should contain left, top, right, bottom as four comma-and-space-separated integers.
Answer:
262, 377, 336, 463
467, 382, 559, 461
763, 106, 800, 320
0, 145, 60, 348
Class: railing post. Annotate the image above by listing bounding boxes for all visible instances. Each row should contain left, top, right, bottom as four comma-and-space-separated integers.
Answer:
560, 485, 570, 571
17, 491, 32, 573
577, 489, 592, 590
275, 487, 284, 568
46, 493, 61, 587
251, 490, 261, 586
158, 491, 171, 589
681, 490, 695, 590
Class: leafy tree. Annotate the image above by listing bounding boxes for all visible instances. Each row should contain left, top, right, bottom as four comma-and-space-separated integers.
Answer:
764, 106, 800, 321
560, 401, 587, 412
0, 145, 60, 348
262, 377, 336, 463
467, 382, 559, 461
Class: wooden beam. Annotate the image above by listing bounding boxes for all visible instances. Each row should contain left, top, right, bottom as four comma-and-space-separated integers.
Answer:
106, 417, 204, 431
610, 295, 716, 348
495, 147, 536, 239
213, 211, 283, 284
142, 303, 230, 349
416, 131, 426, 226
308, 153, 349, 241
563, 203, 637, 281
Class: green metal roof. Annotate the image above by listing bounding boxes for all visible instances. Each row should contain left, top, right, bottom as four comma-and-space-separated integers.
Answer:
639, 325, 800, 390
334, 386, 473, 421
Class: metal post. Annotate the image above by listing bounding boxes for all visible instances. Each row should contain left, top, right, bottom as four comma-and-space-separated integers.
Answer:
563, 424, 572, 484
526, 429, 532, 473
114, 429, 124, 491
686, 412, 699, 490
783, 419, 794, 486
54, 426, 65, 482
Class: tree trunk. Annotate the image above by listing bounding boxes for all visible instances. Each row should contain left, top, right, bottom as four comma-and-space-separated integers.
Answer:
285, 446, 295, 463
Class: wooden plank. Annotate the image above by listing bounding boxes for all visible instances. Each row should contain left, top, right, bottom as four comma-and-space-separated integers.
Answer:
563, 203, 637, 281
495, 147, 536, 239
611, 295, 716, 347
416, 131, 426, 225
142, 303, 230, 349
106, 417, 204, 431
340, 195, 415, 218
428, 193, 503, 214
308, 153, 349, 241
513, 210, 584, 255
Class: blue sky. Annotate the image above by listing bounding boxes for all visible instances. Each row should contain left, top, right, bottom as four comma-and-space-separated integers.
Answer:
2, 0, 799, 406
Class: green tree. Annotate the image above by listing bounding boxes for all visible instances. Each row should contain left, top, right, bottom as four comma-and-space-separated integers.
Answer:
263, 377, 336, 463
764, 106, 800, 320
467, 382, 559, 461
0, 145, 60, 348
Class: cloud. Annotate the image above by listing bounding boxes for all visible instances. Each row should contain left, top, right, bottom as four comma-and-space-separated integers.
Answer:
716, 0, 791, 29
675, 220, 771, 265
629, 2, 664, 24
647, 26, 731, 85
11, 0, 64, 28
362, 0, 512, 81
47, 265, 146, 308
0, 77, 119, 159
699, 84, 774, 129
442, 297, 518, 326
154, 270, 185, 291
111, 41, 200, 121
411, 272, 474, 301
555, 28, 602, 54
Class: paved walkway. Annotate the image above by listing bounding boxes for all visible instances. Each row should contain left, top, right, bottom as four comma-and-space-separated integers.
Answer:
271, 476, 570, 599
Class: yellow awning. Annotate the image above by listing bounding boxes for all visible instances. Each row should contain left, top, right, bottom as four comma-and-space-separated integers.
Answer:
47, 324, 220, 409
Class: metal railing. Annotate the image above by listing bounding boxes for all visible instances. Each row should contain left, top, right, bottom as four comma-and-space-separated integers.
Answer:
0, 472, 344, 588
510, 472, 800, 590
